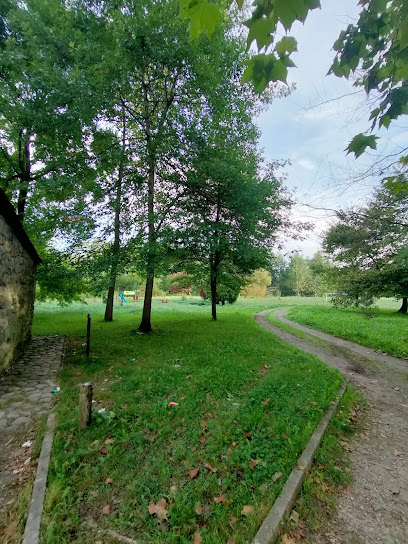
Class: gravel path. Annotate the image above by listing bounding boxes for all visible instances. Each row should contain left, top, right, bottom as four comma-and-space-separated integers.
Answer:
255, 309, 408, 544
0, 336, 64, 513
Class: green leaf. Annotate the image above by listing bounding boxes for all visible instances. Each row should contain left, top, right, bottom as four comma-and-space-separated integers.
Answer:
275, 36, 298, 55
346, 133, 379, 158
180, 0, 221, 40
379, 114, 391, 129
246, 17, 277, 51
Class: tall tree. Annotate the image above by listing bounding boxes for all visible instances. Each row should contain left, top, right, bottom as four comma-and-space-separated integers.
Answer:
324, 181, 408, 312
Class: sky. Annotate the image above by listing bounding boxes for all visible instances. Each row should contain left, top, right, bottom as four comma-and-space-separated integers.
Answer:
257, 0, 408, 257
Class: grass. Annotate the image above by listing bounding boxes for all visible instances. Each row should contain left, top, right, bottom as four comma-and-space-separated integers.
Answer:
287, 303, 408, 359
31, 297, 345, 544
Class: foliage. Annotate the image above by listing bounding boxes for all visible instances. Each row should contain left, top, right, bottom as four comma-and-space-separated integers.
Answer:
330, 0, 408, 163
179, 0, 321, 91
241, 268, 272, 298
33, 301, 341, 543
324, 181, 408, 312
36, 251, 87, 305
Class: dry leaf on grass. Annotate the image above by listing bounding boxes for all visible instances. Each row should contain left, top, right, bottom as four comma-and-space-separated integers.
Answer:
102, 505, 111, 515
100, 447, 108, 455
205, 462, 218, 472
189, 467, 200, 479
104, 478, 113, 484
148, 498, 168, 520
272, 471, 282, 483
290, 509, 299, 524
261, 398, 270, 405
229, 515, 238, 526
214, 494, 226, 504
199, 434, 207, 443
244, 432, 252, 439
249, 459, 260, 470
241, 505, 253, 516
227, 541, 236, 544
198, 503, 212, 515
104, 439, 114, 445
321, 482, 329, 493
193, 533, 202, 544
282, 535, 297, 544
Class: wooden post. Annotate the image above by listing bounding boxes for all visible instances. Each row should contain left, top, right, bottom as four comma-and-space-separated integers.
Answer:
78, 382, 93, 429
86, 314, 91, 356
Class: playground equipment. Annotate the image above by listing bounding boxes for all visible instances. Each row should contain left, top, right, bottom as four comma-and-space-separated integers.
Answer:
117, 291, 127, 304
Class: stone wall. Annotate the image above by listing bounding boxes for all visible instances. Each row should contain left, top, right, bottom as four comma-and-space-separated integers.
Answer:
0, 215, 37, 373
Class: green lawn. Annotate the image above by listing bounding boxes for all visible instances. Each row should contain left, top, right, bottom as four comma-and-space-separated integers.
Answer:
33, 298, 344, 544
287, 303, 408, 359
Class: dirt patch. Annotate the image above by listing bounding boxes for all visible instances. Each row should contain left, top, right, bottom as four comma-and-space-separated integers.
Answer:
255, 310, 408, 544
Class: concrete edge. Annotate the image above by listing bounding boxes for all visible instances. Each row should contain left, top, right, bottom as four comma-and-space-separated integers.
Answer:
22, 412, 56, 544
252, 381, 347, 544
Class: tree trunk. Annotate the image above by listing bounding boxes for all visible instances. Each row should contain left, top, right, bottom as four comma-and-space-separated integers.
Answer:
104, 286, 116, 322
104, 114, 126, 322
211, 275, 217, 321
17, 130, 30, 223
398, 297, 408, 314
139, 275, 154, 332
138, 153, 156, 333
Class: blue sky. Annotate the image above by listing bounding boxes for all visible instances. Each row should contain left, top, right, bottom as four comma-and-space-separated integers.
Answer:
257, 0, 408, 257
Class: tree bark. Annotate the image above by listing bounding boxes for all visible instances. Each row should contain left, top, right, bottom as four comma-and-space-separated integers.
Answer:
398, 296, 407, 314
104, 113, 126, 322
138, 154, 156, 333
211, 275, 217, 321
210, 250, 221, 321
17, 130, 31, 223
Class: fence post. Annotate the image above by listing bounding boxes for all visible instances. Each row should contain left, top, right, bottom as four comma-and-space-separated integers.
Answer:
78, 382, 93, 429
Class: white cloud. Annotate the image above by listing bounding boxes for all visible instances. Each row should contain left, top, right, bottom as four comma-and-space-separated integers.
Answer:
297, 158, 316, 171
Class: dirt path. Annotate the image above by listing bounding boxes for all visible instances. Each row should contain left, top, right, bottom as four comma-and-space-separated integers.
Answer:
255, 309, 408, 544
0, 336, 64, 515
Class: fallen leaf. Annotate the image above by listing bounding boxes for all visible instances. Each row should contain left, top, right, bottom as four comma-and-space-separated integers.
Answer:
261, 398, 270, 405
340, 440, 353, 452
189, 467, 200, 479
229, 515, 238, 526
199, 434, 207, 443
100, 447, 108, 455
205, 462, 218, 473
241, 505, 253, 516
272, 471, 282, 483
148, 498, 168, 520
104, 478, 113, 484
321, 482, 329, 493
249, 458, 260, 470
104, 439, 114, 445
290, 509, 299, 524
90, 490, 99, 498
227, 541, 236, 544
102, 505, 111, 515
232, 441, 237, 447
244, 432, 252, 439
282, 535, 296, 544
297, 460, 305, 470
196, 503, 212, 515
193, 533, 202, 544
214, 494, 226, 504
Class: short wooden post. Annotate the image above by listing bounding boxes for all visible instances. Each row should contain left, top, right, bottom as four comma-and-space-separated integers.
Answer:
78, 382, 93, 429
86, 314, 91, 356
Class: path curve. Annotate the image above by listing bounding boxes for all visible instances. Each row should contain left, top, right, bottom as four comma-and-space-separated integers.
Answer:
255, 309, 408, 544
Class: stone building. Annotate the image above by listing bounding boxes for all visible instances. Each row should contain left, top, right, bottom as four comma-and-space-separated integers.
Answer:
0, 188, 41, 372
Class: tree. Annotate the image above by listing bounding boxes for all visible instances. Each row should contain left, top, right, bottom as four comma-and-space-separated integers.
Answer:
241, 269, 272, 297
324, 181, 408, 312
288, 254, 313, 296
